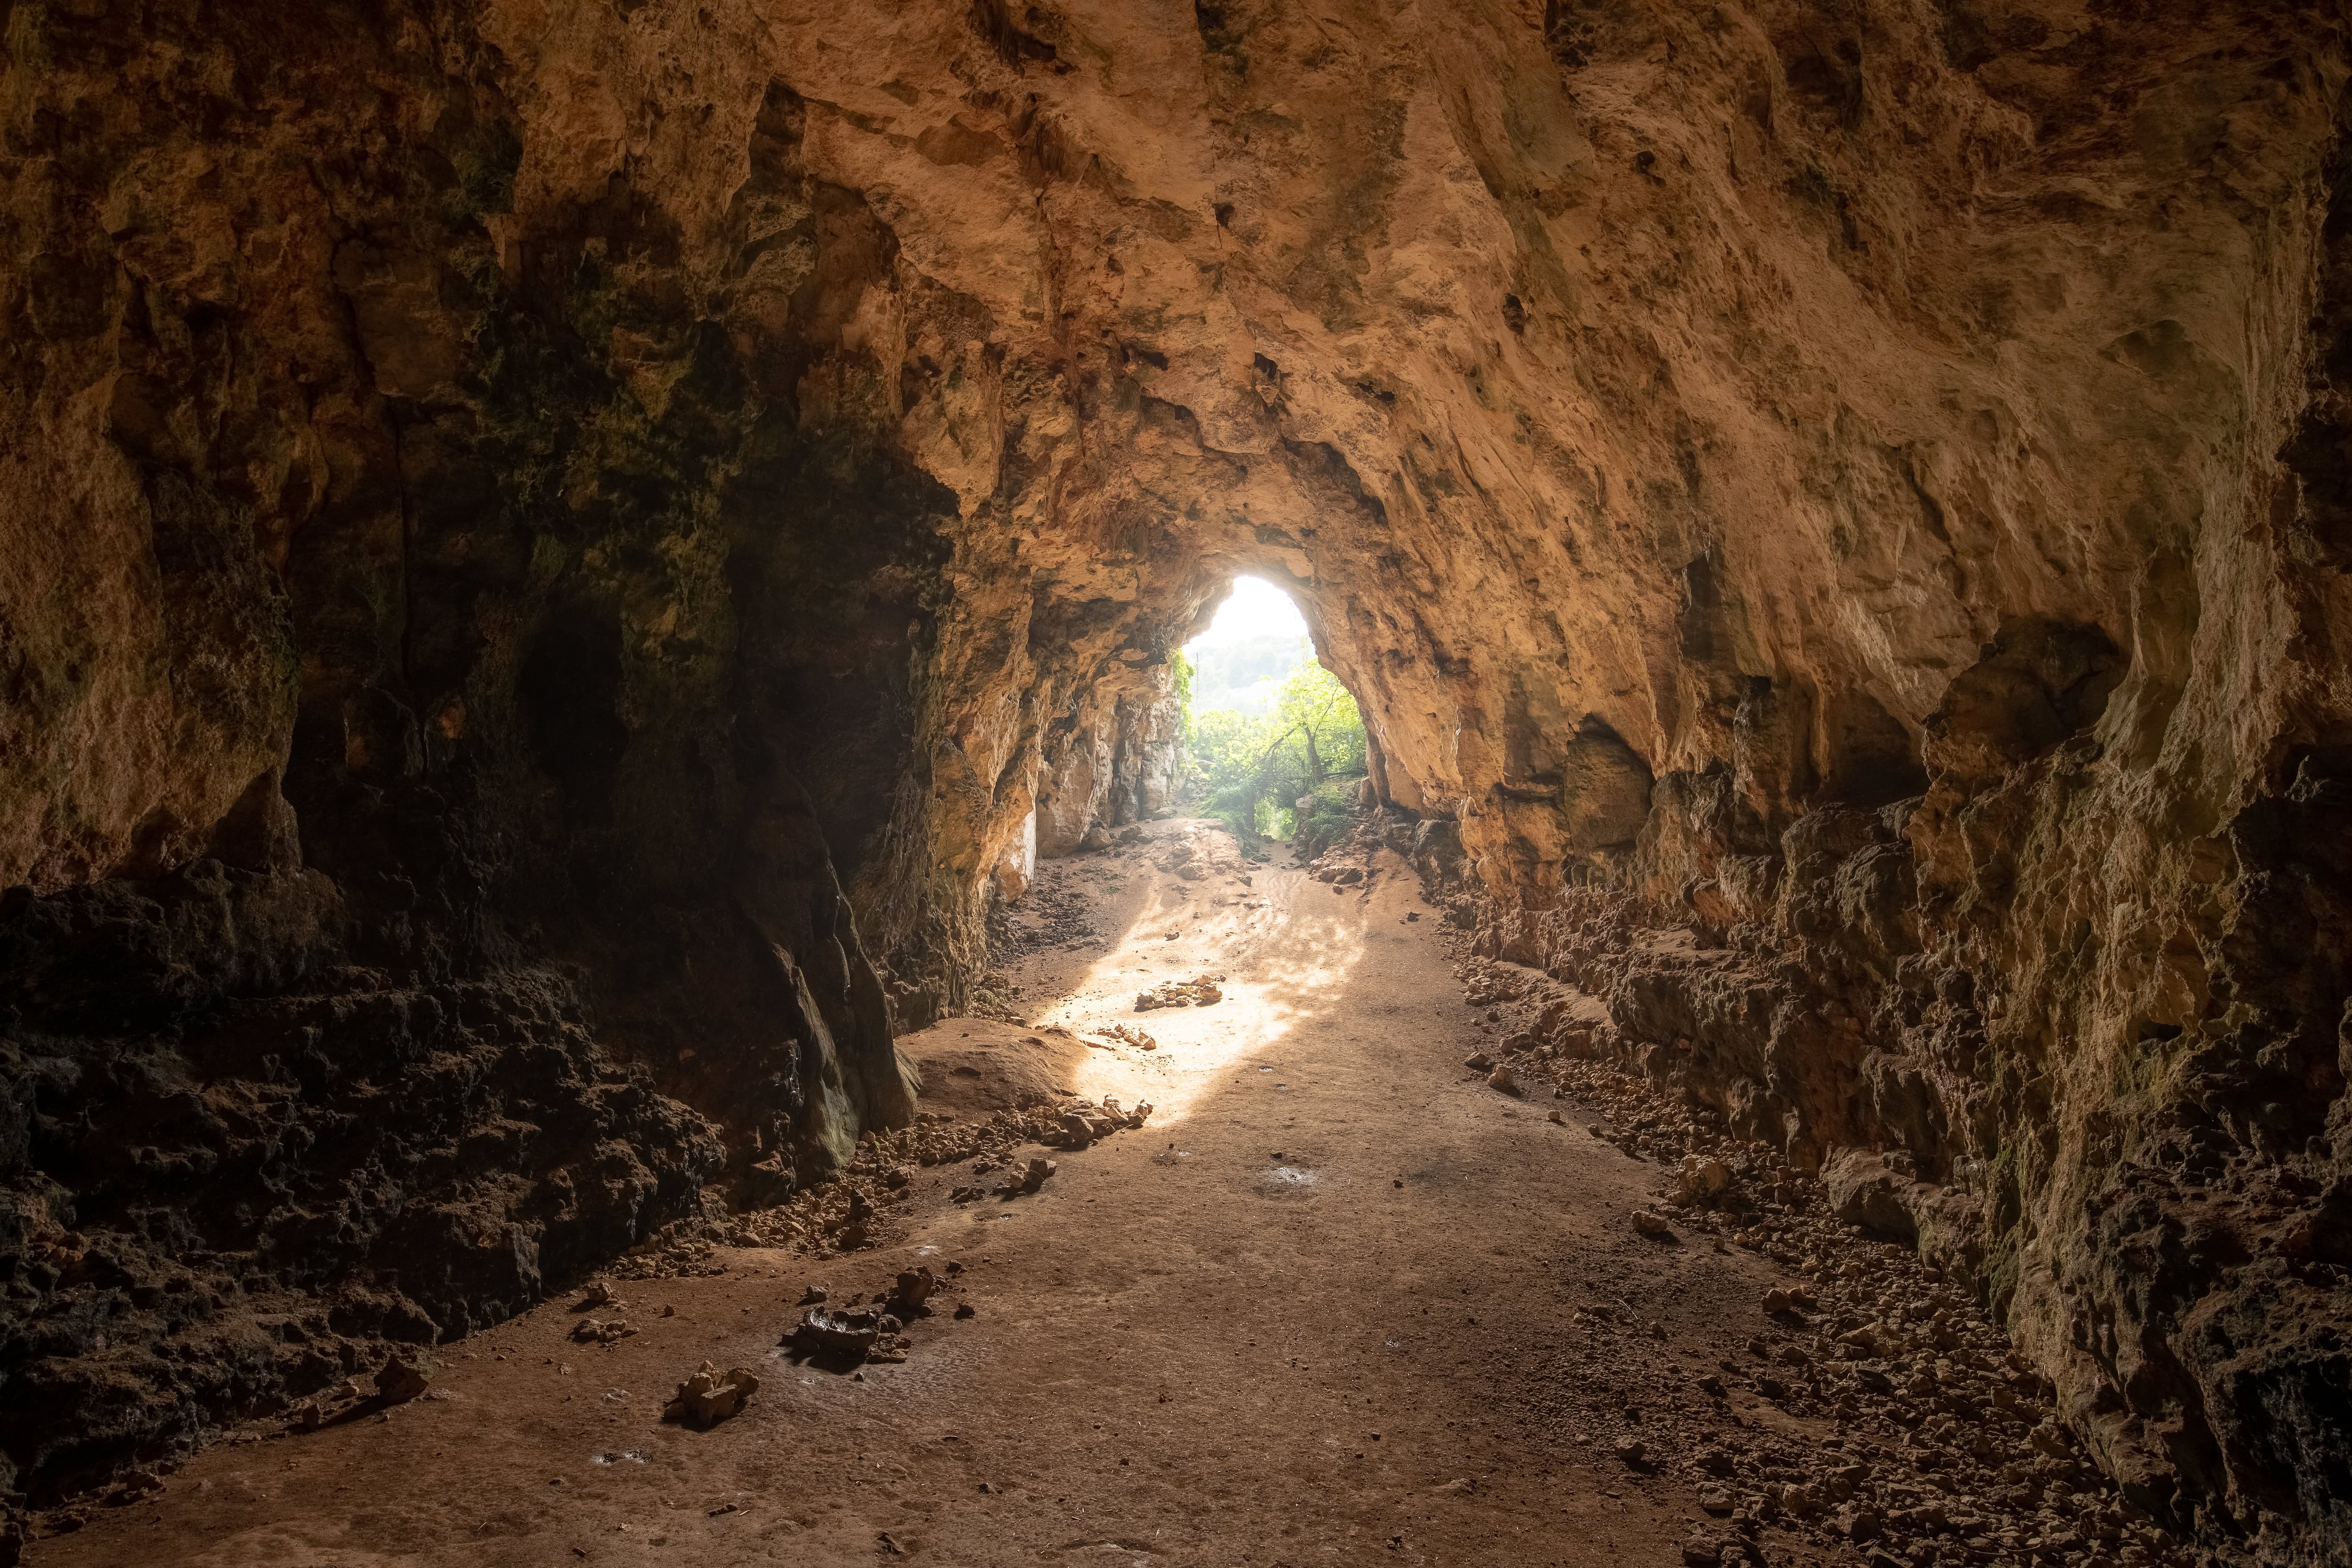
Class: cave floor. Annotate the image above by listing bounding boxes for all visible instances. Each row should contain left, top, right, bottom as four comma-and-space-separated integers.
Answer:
37, 825, 1854, 1568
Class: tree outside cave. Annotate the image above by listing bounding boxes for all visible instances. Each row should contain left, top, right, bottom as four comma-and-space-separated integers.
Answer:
1177, 577, 1368, 858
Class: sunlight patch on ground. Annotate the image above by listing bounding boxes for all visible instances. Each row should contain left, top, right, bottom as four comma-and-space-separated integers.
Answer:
1027, 870, 1370, 1125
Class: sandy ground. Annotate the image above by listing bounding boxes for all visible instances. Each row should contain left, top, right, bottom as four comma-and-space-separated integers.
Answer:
33, 821, 1849, 1568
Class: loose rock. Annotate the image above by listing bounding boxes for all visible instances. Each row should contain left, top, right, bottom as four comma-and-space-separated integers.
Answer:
571, 1317, 635, 1344
1135, 974, 1225, 1010
665, 1362, 759, 1427
375, 1358, 432, 1404
891, 1267, 938, 1313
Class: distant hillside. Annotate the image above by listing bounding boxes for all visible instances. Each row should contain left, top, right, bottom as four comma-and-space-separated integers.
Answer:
1190, 634, 1312, 713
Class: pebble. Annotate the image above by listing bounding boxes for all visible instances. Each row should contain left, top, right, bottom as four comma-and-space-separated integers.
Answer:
664, 1362, 759, 1428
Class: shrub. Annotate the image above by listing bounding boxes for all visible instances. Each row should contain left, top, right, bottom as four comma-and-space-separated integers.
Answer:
1181, 658, 1366, 852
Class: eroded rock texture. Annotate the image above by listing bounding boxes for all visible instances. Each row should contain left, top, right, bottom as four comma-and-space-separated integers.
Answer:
2, 0, 2349, 1557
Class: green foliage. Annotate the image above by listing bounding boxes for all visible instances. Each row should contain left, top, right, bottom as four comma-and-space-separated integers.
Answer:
1272, 663, 1366, 776
1293, 776, 1361, 859
1181, 656, 1367, 854
1171, 647, 1195, 710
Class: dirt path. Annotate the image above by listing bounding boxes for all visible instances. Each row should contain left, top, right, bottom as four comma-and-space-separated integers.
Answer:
29, 824, 1899, 1568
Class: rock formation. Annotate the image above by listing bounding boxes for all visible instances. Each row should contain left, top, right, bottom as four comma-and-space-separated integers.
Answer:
1, 0, 2347, 1560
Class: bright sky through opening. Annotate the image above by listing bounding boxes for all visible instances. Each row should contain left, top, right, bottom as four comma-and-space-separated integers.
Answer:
1186, 575, 1310, 651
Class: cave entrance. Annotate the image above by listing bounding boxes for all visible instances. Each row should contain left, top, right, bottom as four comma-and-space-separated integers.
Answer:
1180, 575, 1369, 860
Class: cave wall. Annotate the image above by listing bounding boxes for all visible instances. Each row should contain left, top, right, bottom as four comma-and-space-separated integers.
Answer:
2, 0, 2350, 1557
0, 0, 946, 1502
1035, 660, 1182, 859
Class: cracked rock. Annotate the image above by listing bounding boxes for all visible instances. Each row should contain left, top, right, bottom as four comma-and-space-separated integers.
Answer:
666, 1362, 759, 1428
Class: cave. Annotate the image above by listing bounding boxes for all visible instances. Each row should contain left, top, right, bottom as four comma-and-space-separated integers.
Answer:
2, 1, 2349, 1564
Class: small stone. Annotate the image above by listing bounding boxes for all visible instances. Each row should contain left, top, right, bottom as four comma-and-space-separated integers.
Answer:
795, 1307, 882, 1355
892, 1267, 938, 1311
572, 1316, 624, 1343
1631, 1210, 1676, 1241
954, 1301, 976, 1320
1465, 1052, 1495, 1071
799, 1285, 828, 1305
1613, 1436, 1645, 1465
665, 1361, 759, 1428
375, 1357, 433, 1404
1486, 1064, 1521, 1095
1022, 1157, 1057, 1193
114, 1468, 165, 1501
1681, 1538, 1721, 1567
1674, 1156, 1732, 1204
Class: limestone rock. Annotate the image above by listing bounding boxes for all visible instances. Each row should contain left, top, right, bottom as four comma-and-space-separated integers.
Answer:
1821, 1151, 1918, 1243
1134, 975, 1226, 1010
892, 1269, 938, 1313
666, 1362, 760, 1428
1673, 1157, 1732, 1207
374, 1358, 433, 1405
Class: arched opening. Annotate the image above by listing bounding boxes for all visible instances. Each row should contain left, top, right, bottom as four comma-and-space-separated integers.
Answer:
1178, 575, 1368, 860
